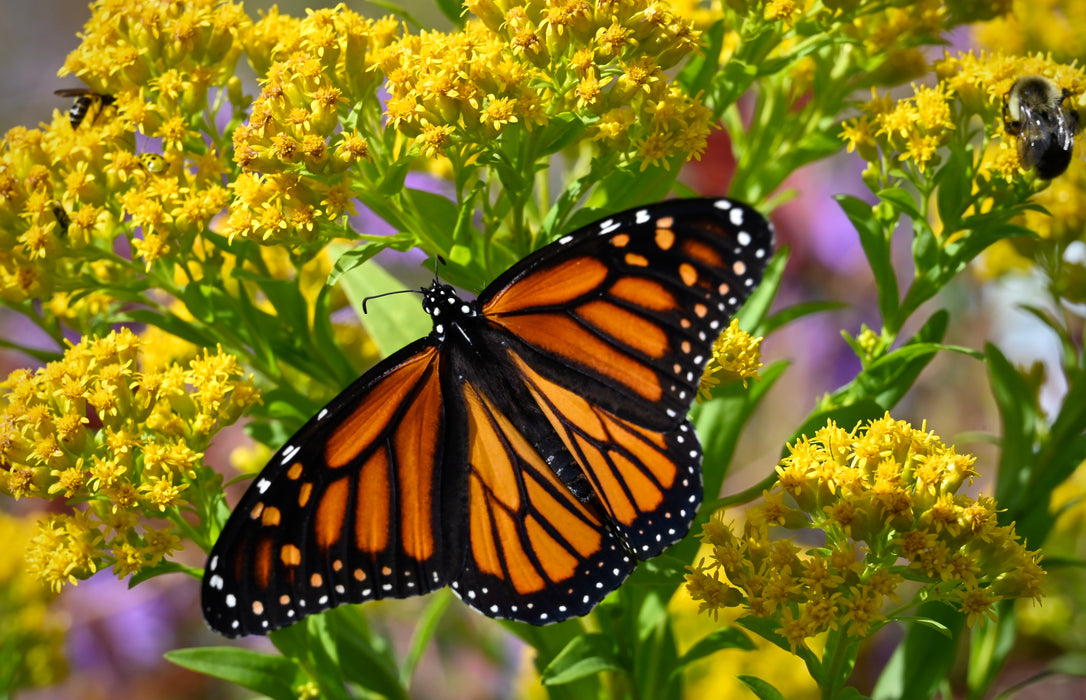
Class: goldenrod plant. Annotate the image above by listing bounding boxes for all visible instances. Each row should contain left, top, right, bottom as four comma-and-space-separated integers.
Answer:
0, 1, 1082, 698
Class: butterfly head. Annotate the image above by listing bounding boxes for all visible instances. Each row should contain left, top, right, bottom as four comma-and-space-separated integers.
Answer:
422, 280, 476, 342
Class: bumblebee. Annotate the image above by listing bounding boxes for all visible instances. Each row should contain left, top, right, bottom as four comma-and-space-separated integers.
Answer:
1003, 75, 1081, 179
54, 88, 116, 129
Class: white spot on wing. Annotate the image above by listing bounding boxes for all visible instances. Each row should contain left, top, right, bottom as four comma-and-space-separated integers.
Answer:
257, 478, 271, 494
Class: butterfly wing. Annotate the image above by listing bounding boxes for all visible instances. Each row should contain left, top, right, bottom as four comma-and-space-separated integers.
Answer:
202, 339, 462, 637
445, 378, 637, 623
202, 197, 773, 634
476, 197, 773, 557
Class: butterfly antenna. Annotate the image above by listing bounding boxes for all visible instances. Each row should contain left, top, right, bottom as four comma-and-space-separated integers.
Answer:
361, 288, 423, 314
432, 254, 447, 283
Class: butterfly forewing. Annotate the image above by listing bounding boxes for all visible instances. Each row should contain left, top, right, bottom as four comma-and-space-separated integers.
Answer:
477, 198, 772, 555
203, 341, 459, 636
481, 199, 771, 421
202, 197, 773, 635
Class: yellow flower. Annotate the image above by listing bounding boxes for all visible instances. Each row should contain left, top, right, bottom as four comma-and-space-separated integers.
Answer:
698, 319, 764, 400
1, 330, 258, 591
689, 415, 1046, 652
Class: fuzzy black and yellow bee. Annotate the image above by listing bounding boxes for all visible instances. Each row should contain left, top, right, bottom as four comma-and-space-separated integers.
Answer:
54, 88, 116, 130
1002, 75, 1081, 179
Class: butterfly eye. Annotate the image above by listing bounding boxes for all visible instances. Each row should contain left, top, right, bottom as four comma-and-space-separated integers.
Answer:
202, 197, 772, 636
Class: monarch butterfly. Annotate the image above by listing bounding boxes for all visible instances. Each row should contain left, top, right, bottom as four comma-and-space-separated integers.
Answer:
202, 197, 773, 636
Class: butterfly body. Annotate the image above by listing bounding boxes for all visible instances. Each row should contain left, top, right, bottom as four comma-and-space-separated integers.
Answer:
203, 198, 772, 636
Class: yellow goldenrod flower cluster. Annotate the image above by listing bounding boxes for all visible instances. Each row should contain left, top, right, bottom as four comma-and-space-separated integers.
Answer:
839, 48, 1086, 285
0, 0, 247, 315
224, 7, 399, 244
225, 1, 711, 247
939, 50, 1086, 276
686, 415, 1045, 653
842, 50, 1083, 179
0, 329, 258, 591
698, 319, 763, 400
433, 0, 708, 157
840, 81, 956, 175
56, 0, 250, 256
0, 511, 68, 690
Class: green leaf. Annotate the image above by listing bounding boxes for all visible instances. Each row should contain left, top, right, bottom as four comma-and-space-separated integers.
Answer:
541, 634, 622, 686
326, 233, 417, 288
826, 310, 954, 413
432, 0, 465, 28
322, 608, 406, 700
330, 245, 431, 358
762, 300, 845, 335
671, 627, 757, 678
298, 615, 354, 700
910, 218, 941, 279
739, 246, 787, 333
401, 188, 462, 254
896, 616, 952, 637
736, 675, 788, 700
165, 647, 302, 700
127, 560, 199, 587
678, 19, 726, 98
629, 591, 682, 698
872, 603, 963, 700
401, 591, 452, 685
502, 619, 603, 700
379, 162, 416, 202
535, 113, 591, 156
986, 343, 1038, 509
876, 187, 922, 222
934, 146, 969, 232
119, 309, 216, 348
967, 601, 1018, 698
713, 58, 759, 114
836, 194, 899, 325
180, 283, 236, 326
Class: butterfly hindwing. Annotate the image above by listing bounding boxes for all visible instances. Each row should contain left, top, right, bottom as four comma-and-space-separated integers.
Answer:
203, 340, 460, 637
447, 381, 636, 623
